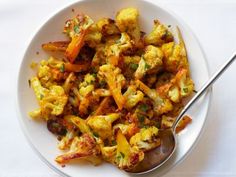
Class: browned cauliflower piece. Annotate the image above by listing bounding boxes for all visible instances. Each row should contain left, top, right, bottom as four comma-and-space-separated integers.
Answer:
144, 20, 173, 46
123, 85, 144, 109
113, 130, 144, 170
98, 64, 126, 109
55, 133, 102, 165
116, 7, 140, 42
97, 18, 120, 36
87, 113, 120, 140
161, 27, 189, 73
135, 45, 163, 79
29, 77, 68, 119
130, 126, 160, 151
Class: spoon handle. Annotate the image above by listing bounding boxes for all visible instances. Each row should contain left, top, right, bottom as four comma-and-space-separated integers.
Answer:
173, 52, 236, 130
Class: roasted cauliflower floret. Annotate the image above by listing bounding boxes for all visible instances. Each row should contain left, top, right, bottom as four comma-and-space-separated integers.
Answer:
101, 145, 117, 162
79, 73, 95, 97
55, 133, 102, 165
144, 20, 173, 46
98, 64, 126, 109
130, 126, 160, 151
161, 28, 189, 73
107, 32, 133, 65
135, 45, 163, 79
116, 7, 140, 42
136, 80, 173, 115
64, 14, 94, 62
114, 130, 144, 170
65, 115, 91, 134
30, 77, 68, 117
87, 113, 120, 139
113, 123, 139, 139
175, 68, 194, 97
97, 18, 120, 36
123, 85, 144, 109
58, 129, 77, 150
84, 24, 102, 47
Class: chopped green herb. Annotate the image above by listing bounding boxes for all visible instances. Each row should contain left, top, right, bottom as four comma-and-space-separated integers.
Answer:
137, 114, 145, 123
40, 94, 44, 100
144, 62, 151, 70
183, 88, 188, 93
139, 104, 148, 112
74, 25, 80, 33
93, 132, 99, 138
28, 79, 31, 88
120, 152, 125, 158
92, 73, 97, 78
60, 64, 65, 73
111, 140, 117, 146
130, 63, 138, 70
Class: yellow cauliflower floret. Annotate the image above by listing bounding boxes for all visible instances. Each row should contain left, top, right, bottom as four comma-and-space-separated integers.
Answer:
55, 133, 102, 165
136, 80, 173, 115
79, 74, 95, 97
135, 45, 163, 79
161, 28, 189, 73
116, 7, 140, 42
30, 77, 68, 117
87, 113, 120, 139
168, 85, 180, 103
114, 130, 144, 170
28, 108, 42, 119
123, 55, 140, 65
113, 123, 139, 138
97, 18, 120, 36
144, 20, 173, 46
101, 145, 117, 162
123, 85, 144, 109
65, 115, 91, 134
58, 129, 77, 150
107, 32, 133, 65
98, 64, 126, 109
175, 68, 194, 97
47, 57, 64, 70
42, 85, 68, 115
130, 126, 160, 151
85, 24, 102, 47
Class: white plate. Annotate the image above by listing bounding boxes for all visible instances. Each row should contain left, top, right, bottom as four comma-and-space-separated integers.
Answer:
17, 0, 211, 176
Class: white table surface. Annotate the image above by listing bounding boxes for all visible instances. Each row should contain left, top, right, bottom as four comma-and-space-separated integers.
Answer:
1, 0, 236, 176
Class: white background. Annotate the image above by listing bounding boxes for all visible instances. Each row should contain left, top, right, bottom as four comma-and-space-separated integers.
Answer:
0, 0, 236, 176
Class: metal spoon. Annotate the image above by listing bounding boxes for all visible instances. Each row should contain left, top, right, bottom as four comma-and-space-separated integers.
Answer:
127, 52, 236, 174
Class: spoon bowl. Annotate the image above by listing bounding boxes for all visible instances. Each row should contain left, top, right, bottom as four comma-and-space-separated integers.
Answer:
127, 129, 176, 174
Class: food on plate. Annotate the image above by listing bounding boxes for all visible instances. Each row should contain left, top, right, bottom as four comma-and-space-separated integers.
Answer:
28, 7, 194, 171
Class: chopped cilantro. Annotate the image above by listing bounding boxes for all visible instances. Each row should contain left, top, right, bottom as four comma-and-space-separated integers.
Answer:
144, 62, 151, 70
183, 88, 188, 93
137, 114, 145, 123
130, 63, 138, 70
120, 152, 125, 158
40, 94, 44, 100
139, 104, 148, 112
74, 25, 80, 33
92, 73, 97, 78
60, 64, 65, 73
111, 140, 117, 146
93, 132, 99, 138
